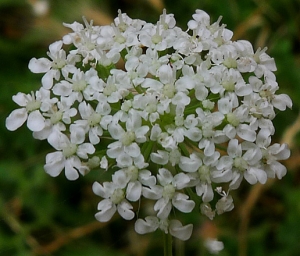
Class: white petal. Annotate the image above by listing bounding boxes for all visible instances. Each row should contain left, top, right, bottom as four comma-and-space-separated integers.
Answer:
12, 92, 28, 106
142, 185, 163, 200
227, 139, 241, 157
270, 161, 287, 179
48, 130, 69, 150
135, 216, 159, 234
89, 127, 101, 145
200, 139, 215, 156
272, 94, 292, 111
154, 198, 172, 219
77, 143, 95, 159
92, 182, 107, 198
215, 195, 234, 214
235, 83, 252, 96
108, 123, 124, 139
53, 81, 71, 96
243, 147, 262, 165
125, 143, 141, 157
117, 200, 134, 220
126, 181, 142, 202
70, 125, 86, 144
100, 156, 108, 170
95, 199, 116, 222
6, 108, 28, 131
107, 141, 123, 158
200, 203, 215, 220
27, 110, 45, 132
116, 153, 133, 167
157, 168, 173, 186
184, 127, 202, 142
229, 171, 243, 190
172, 92, 191, 106
211, 168, 232, 183
204, 239, 224, 254
169, 220, 193, 241
141, 78, 163, 90
64, 157, 80, 180
112, 170, 128, 188
195, 84, 208, 101
78, 101, 92, 118
49, 40, 63, 54
157, 65, 173, 84
173, 173, 190, 189
135, 126, 149, 143
150, 150, 169, 165
179, 155, 201, 173
150, 124, 162, 141
172, 193, 195, 213
218, 98, 232, 114
196, 183, 214, 202
44, 152, 65, 177
244, 167, 267, 185
269, 143, 290, 160
139, 170, 156, 186
28, 57, 51, 73
42, 70, 55, 89
237, 124, 256, 142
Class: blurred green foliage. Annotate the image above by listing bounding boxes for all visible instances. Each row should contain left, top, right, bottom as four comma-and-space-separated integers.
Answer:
0, 0, 300, 255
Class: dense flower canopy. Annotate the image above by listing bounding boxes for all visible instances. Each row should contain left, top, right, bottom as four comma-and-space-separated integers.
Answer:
6, 9, 292, 241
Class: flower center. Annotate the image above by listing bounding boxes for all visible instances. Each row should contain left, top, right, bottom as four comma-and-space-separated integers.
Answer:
145, 102, 157, 113
233, 157, 248, 171
222, 81, 235, 91
121, 131, 135, 146
52, 59, 66, 69
198, 165, 211, 183
163, 84, 175, 98
126, 166, 139, 181
152, 34, 162, 44
115, 34, 126, 44
50, 111, 63, 124
26, 100, 41, 112
227, 113, 240, 127
103, 83, 117, 96
111, 188, 125, 204
163, 184, 175, 199
223, 57, 237, 69
259, 89, 272, 99
175, 115, 184, 126
202, 123, 214, 138
62, 143, 78, 158
85, 41, 96, 50
88, 113, 102, 126
73, 80, 87, 92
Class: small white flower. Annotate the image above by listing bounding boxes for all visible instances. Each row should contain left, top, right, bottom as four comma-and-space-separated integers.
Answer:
44, 131, 95, 180
29, 40, 78, 89
135, 216, 193, 241
107, 110, 149, 164
204, 238, 224, 254
92, 171, 135, 221
6, 88, 53, 132
143, 168, 195, 219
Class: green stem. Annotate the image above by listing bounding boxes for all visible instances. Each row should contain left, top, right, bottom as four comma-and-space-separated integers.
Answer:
164, 232, 173, 256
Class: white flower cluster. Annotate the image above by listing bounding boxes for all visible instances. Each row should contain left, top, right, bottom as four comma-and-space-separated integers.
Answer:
6, 9, 292, 241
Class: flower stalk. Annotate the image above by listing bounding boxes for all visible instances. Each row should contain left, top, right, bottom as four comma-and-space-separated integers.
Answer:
164, 232, 173, 256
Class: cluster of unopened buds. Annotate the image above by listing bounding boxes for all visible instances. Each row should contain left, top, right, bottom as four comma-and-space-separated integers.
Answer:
6, 9, 292, 242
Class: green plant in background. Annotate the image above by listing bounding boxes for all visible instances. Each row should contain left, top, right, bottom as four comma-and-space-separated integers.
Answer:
4, 5, 293, 255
